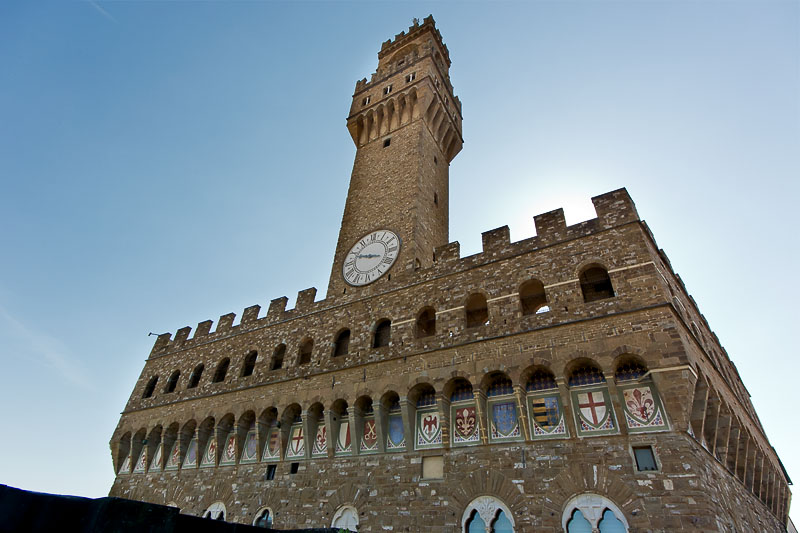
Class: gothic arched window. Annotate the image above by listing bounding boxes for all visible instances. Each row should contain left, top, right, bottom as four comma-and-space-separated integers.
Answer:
203, 501, 226, 521
579, 265, 615, 302
562, 494, 629, 533
461, 496, 515, 533
253, 507, 273, 528
331, 505, 359, 531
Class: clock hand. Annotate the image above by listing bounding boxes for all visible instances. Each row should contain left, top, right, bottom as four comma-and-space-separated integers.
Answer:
357, 253, 381, 259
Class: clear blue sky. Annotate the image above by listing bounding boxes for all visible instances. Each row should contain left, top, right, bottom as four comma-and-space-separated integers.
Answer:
1, 0, 798, 522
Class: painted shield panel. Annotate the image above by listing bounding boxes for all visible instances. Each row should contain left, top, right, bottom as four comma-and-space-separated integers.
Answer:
532, 396, 560, 429
416, 410, 442, 449
133, 448, 146, 473
220, 433, 236, 465
577, 391, 607, 426
286, 425, 305, 458
149, 444, 162, 471
490, 401, 520, 440
165, 441, 181, 470
361, 418, 378, 452
336, 421, 352, 453
621, 385, 668, 432
453, 406, 479, 444
183, 438, 198, 468
387, 414, 405, 449
261, 428, 281, 461
200, 437, 216, 467
118, 455, 131, 474
312, 424, 327, 456
623, 386, 655, 424
241, 430, 258, 463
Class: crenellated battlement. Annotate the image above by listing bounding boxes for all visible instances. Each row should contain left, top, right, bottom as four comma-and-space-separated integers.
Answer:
149, 188, 640, 357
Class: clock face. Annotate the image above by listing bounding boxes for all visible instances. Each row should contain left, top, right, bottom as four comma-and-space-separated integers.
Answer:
343, 229, 401, 286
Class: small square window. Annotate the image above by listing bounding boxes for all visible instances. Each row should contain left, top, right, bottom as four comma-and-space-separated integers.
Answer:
266, 464, 276, 480
406, 72, 416, 83
383, 138, 391, 148
383, 85, 392, 95
633, 446, 658, 471
290, 462, 299, 474
362, 96, 370, 106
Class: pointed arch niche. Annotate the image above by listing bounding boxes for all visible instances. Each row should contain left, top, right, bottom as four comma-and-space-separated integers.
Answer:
461, 496, 515, 533
562, 493, 629, 533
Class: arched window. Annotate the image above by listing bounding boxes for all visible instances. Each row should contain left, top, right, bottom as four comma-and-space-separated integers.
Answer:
142, 376, 158, 398
298, 339, 313, 365
519, 279, 548, 315
580, 266, 615, 302
461, 496, 515, 533
562, 494, 628, 533
165, 370, 180, 393
331, 399, 352, 455
614, 358, 668, 433
373, 319, 391, 348
203, 501, 226, 521
384, 392, 405, 451
253, 507, 273, 528
331, 505, 359, 531
525, 368, 567, 440
465, 293, 488, 328
270, 344, 285, 370
568, 362, 617, 437
241, 351, 257, 377
413, 385, 440, 450
486, 374, 521, 442
416, 307, 436, 338
188, 364, 204, 388
212, 358, 229, 383
333, 329, 350, 357
449, 379, 478, 446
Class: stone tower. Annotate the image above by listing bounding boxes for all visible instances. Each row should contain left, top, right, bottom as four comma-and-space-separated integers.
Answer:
109, 16, 791, 532
327, 16, 463, 298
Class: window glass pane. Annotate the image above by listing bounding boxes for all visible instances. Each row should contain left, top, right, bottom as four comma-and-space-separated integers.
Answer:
492, 510, 514, 533
467, 511, 486, 533
567, 509, 592, 533
598, 509, 626, 533
634, 446, 657, 471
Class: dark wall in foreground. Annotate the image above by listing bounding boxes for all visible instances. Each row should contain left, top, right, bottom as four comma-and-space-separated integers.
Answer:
0, 485, 342, 533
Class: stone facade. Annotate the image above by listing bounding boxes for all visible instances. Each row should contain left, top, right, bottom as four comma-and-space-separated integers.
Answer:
109, 16, 791, 532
